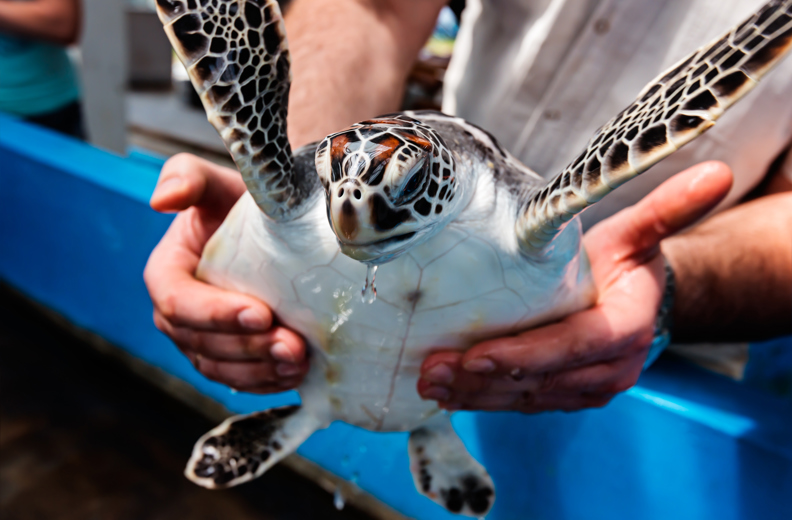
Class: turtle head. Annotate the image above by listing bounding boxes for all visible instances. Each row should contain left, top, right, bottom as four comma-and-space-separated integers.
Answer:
316, 116, 461, 264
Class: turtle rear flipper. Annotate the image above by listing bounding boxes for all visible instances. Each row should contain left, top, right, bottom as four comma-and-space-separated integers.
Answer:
517, 0, 792, 250
409, 416, 495, 517
186, 405, 321, 489
156, 0, 320, 220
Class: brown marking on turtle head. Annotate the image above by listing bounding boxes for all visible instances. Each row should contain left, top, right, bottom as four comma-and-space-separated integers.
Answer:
371, 135, 402, 158
359, 117, 405, 126
400, 132, 433, 150
337, 198, 359, 240
331, 134, 351, 162
359, 135, 401, 186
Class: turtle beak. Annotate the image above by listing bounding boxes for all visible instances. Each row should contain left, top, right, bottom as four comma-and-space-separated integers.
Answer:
330, 182, 363, 242
337, 199, 358, 241
329, 184, 420, 265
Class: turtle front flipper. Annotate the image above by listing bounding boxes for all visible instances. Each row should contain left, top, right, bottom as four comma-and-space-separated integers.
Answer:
516, 0, 792, 251
185, 405, 322, 489
156, 0, 319, 220
408, 415, 495, 517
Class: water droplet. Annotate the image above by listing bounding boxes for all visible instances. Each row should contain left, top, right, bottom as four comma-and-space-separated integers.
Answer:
333, 488, 345, 510
361, 264, 378, 304
341, 455, 350, 467
351, 472, 360, 484
358, 445, 367, 454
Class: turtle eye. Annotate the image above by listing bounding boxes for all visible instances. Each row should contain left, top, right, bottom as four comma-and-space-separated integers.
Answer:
398, 158, 427, 201
403, 172, 422, 198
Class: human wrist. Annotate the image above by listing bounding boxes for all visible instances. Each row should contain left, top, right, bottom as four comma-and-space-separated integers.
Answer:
284, 0, 410, 148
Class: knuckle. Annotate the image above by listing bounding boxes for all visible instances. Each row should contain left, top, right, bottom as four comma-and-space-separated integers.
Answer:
157, 291, 181, 323
187, 330, 207, 354
566, 334, 591, 366
242, 333, 271, 356
152, 310, 168, 333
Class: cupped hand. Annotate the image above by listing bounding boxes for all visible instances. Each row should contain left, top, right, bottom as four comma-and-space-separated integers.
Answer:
144, 154, 309, 393
418, 161, 734, 412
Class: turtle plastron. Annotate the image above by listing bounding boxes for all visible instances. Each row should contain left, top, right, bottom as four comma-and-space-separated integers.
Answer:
156, 0, 792, 517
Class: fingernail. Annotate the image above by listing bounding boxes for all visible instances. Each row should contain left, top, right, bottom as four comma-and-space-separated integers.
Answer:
464, 358, 496, 373
424, 364, 454, 385
238, 308, 268, 331
270, 341, 296, 363
155, 176, 184, 196
276, 363, 303, 377
422, 386, 451, 401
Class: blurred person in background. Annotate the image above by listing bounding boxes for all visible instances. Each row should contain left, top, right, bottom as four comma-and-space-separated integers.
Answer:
0, 0, 84, 139
144, 0, 792, 410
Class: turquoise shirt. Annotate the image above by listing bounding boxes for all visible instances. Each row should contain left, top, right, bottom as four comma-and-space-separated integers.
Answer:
0, 33, 80, 117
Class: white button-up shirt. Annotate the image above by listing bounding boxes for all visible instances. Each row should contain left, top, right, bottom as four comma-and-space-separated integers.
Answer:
444, 0, 792, 227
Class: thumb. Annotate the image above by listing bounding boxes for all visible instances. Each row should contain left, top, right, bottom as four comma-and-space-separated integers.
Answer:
587, 161, 733, 259
150, 153, 245, 215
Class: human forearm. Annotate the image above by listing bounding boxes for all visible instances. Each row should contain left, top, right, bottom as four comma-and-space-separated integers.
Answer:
284, 0, 445, 148
663, 192, 792, 343
0, 0, 80, 45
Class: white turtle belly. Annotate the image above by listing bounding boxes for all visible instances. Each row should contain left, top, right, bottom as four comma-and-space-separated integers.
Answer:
198, 193, 595, 432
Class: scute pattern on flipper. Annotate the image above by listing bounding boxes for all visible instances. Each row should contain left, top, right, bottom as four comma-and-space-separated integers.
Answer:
518, 0, 792, 248
156, 0, 320, 220
186, 405, 300, 488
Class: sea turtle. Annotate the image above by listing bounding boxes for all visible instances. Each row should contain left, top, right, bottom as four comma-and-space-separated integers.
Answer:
155, 0, 792, 516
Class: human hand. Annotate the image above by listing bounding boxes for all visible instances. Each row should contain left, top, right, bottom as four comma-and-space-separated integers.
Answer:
144, 154, 309, 393
418, 161, 733, 412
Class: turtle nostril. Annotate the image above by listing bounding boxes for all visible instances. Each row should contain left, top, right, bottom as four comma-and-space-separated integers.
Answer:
353, 189, 362, 200
338, 188, 345, 197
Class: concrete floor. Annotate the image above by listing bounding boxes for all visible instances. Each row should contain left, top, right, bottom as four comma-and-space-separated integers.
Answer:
0, 284, 374, 520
